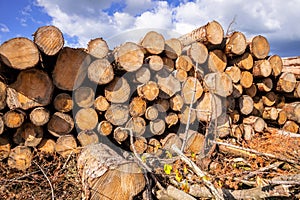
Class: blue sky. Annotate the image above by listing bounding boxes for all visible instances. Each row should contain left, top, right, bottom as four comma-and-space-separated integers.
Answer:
1, 0, 300, 57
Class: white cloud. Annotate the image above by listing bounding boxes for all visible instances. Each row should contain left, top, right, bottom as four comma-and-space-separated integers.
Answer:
0, 23, 10, 33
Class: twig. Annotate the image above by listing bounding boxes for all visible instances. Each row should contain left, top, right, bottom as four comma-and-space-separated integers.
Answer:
243, 161, 283, 180
62, 151, 73, 170
33, 161, 55, 200
172, 144, 224, 200
226, 15, 237, 36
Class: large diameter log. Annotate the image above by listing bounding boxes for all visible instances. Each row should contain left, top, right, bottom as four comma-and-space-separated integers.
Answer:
252, 60, 272, 77
282, 102, 300, 123
276, 72, 296, 93
114, 42, 144, 72
47, 112, 74, 137
282, 56, 300, 79
203, 72, 233, 97
86, 38, 109, 59
52, 47, 90, 91
75, 108, 98, 131
207, 49, 227, 73
182, 77, 203, 104
14, 122, 43, 147
0, 137, 10, 161
77, 130, 99, 146
3, 110, 25, 128
55, 134, 77, 157
141, 31, 165, 55
8, 146, 33, 171
88, 58, 114, 85
239, 95, 254, 115
146, 55, 163, 71
165, 38, 182, 59
187, 42, 208, 64
178, 20, 224, 46
33, 25, 64, 56
105, 77, 130, 103
225, 31, 247, 55
0, 37, 39, 70
0, 81, 7, 110
29, 107, 50, 126
74, 86, 95, 108
105, 104, 129, 126
269, 55, 283, 77
53, 93, 73, 112
248, 35, 270, 59
137, 81, 159, 101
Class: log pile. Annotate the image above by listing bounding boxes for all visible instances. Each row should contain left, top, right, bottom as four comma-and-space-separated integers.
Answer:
0, 21, 300, 199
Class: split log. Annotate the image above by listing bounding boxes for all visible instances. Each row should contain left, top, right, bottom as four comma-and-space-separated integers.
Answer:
229, 52, 253, 70
256, 77, 273, 92
262, 107, 278, 121
182, 77, 203, 104
240, 71, 253, 89
225, 31, 247, 55
276, 72, 296, 93
134, 66, 151, 84
268, 55, 283, 77
248, 35, 270, 59
204, 72, 233, 97
169, 94, 184, 111
75, 108, 98, 131
105, 77, 130, 103
282, 120, 299, 133
252, 60, 272, 77
52, 47, 90, 91
141, 31, 165, 55
86, 38, 109, 59
0, 137, 10, 161
97, 120, 113, 136
179, 105, 196, 125
262, 92, 277, 107
55, 134, 78, 157
178, 20, 224, 46
225, 66, 241, 84
150, 119, 166, 136
53, 93, 73, 112
156, 71, 181, 97
77, 130, 99, 146
0, 81, 7, 110
0, 37, 39, 70
173, 69, 188, 82
29, 107, 50, 126
175, 55, 193, 72
282, 102, 300, 123
74, 86, 95, 108
129, 97, 146, 117
165, 112, 179, 127
14, 122, 43, 147
113, 127, 129, 143
239, 95, 254, 115
105, 104, 129, 126
187, 42, 208, 64
137, 81, 159, 101
146, 55, 164, 71
130, 136, 147, 154
145, 105, 159, 121
244, 84, 257, 98
37, 139, 56, 154
3, 110, 25, 128
94, 95, 110, 112
114, 42, 144, 72
8, 146, 33, 171
207, 49, 227, 73
146, 138, 162, 155
165, 38, 182, 59
33, 25, 64, 56
243, 116, 266, 133
125, 117, 146, 137
87, 58, 114, 85
47, 112, 74, 137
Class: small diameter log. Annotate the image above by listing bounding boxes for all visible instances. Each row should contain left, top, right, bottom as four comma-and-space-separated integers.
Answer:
282, 120, 299, 133
178, 20, 224, 46
187, 42, 208, 64
165, 38, 182, 59
182, 131, 205, 154
156, 71, 181, 97
225, 66, 241, 84
262, 107, 278, 121
134, 66, 151, 84
94, 95, 110, 112
182, 77, 203, 104
165, 112, 179, 127
33, 25, 64, 56
160, 133, 182, 153
47, 112, 74, 137
3, 110, 25, 128
248, 35, 270, 59
232, 84, 243, 98
55, 134, 77, 157
0, 37, 39, 70
0, 137, 10, 161
230, 124, 244, 141
196, 92, 223, 122
125, 117, 146, 137
88, 58, 114, 85
243, 124, 255, 141
8, 146, 32, 171
243, 116, 266, 133
175, 55, 193, 72
141, 31, 165, 55
282, 102, 300, 123
179, 105, 196, 125
174, 69, 188, 82
105, 104, 129, 126
207, 49, 227, 73
146, 138, 162, 155
276, 72, 297, 93
204, 72, 233, 97
105, 77, 130, 103
130, 136, 147, 154
225, 31, 247, 55
52, 47, 90, 91
150, 119, 166, 136
269, 55, 283, 77
114, 42, 144, 72
155, 99, 170, 112
37, 139, 56, 154
169, 94, 184, 111
229, 52, 253, 70
86, 38, 109, 59
245, 84, 257, 98
252, 60, 272, 77
75, 108, 98, 131
252, 97, 264, 116
129, 97, 147, 117
9, 68, 54, 109
53, 93, 73, 112
239, 95, 254, 115
0, 81, 7, 110
29, 107, 50, 126
113, 127, 129, 143
277, 109, 288, 125
262, 92, 277, 107
226, 95, 236, 112
162, 57, 175, 72
14, 122, 43, 147
137, 81, 159, 101
256, 77, 273, 92
77, 130, 99, 146
74, 86, 95, 108
282, 61, 300, 79
145, 106, 159, 121
229, 110, 240, 124
240, 71, 253, 89
146, 55, 163, 71
97, 120, 113, 136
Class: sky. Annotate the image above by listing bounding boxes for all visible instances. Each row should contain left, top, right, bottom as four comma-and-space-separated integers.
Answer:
0, 0, 300, 57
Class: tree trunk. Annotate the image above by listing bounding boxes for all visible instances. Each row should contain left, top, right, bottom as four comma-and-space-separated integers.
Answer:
7, 146, 33, 171
245, 84, 257, 98
182, 130, 205, 154
129, 97, 147, 117
146, 138, 162, 155
282, 102, 300, 123
239, 95, 254, 115
169, 94, 184, 111
165, 38, 182, 59
0, 137, 10, 161
113, 127, 129, 143
232, 83, 243, 98
282, 56, 300, 79
175, 55, 193, 72
282, 120, 299, 133
141, 31, 165, 55
145, 105, 159, 121
137, 81, 160, 101
262, 92, 278, 107
256, 77, 273, 92
179, 105, 196, 125
196, 92, 223, 122
75, 108, 98, 131
125, 117, 146, 137
86, 38, 109, 59
187, 42, 208, 64
94, 95, 110, 112
14, 122, 43, 147
225, 66, 241, 83
207, 49, 227, 73
269, 55, 283, 77
229, 52, 253, 70
150, 119, 166, 136
173, 69, 188, 82
156, 70, 181, 97
252, 60, 272, 77
47, 112, 74, 137
29, 107, 50, 126
204, 72, 233, 97
87, 58, 114, 85
165, 112, 179, 127
134, 66, 151, 84
130, 136, 147, 154
240, 71, 254, 89
182, 76, 203, 104
146, 55, 164, 71
37, 138, 56, 154
262, 107, 278, 121
243, 116, 266, 133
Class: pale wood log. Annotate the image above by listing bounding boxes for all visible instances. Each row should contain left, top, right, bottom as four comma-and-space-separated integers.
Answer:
77, 130, 99, 146
182, 130, 204, 154
207, 49, 227, 73
33, 25, 64, 56
129, 97, 146, 117
3, 110, 25, 128
75, 108, 98, 131
262, 92, 277, 107
165, 112, 179, 127
268, 55, 283, 77
74, 86, 95, 108
187, 42, 208, 64
29, 107, 50, 126
47, 112, 74, 137
175, 55, 193, 71
160, 133, 182, 153
252, 96, 264, 116
145, 105, 159, 120
240, 71, 254, 89
277, 109, 288, 125
169, 94, 184, 111
141, 31, 165, 55
130, 136, 147, 154
196, 92, 223, 122
146, 55, 163, 71
178, 20, 224, 46
156, 70, 181, 97
232, 83, 243, 98
150, 119, 165, 136
276, 72, 297, 93
137, 81, 159, 101
0, 116, 4, 135
282, 120, 299, 133
14, 122, 43, 147
204, 72, 233, 97
252, 60, 272, 77
37, 138, 56, 154
134, 66, 151, 84
97, 120, 113, 136
8, 146, 32, 171
55, 134, 77, 157
0, 136, 10, 161
256, 77, 273, 92
262, 107, 278, 121
243, 116, 266, 133
225, 66, 241, 83
165, 38, 182, 59
0, 81, 7, 110
248, 35, 270, 59
146, 138, 162, 155
105, 104, 129, 126
0, 37, 39, 70
182, 76, 203, 104
113, 127, 129, 143
243, 124, 255, 140
173, 69, 188, 82
86, 38, 109, 59
225, 31, 247, 55
88, 58, 114, 85
282, 56, 300, 79
282, 102, 300, 123
239, 95, 254, 115
52, 47, 90, 91
94, 95, 110, 112
179, 105, 196, 124
229, 52, 253, 70
53, 93, 73, 112
125, 117, 146, 137
105, 77, 130, 103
